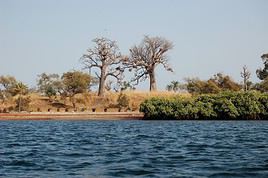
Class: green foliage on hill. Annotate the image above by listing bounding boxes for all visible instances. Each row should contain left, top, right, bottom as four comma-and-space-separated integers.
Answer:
140, 91, 268, 120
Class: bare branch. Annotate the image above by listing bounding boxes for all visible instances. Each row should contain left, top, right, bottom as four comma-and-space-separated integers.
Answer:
124, 36, 173, 91
80, 37, 124, 96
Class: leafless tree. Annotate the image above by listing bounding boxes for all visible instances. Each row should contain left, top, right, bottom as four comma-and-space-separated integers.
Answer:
240, 65, 251, 91
81, 37, 124, 96
124, 36, 173, 91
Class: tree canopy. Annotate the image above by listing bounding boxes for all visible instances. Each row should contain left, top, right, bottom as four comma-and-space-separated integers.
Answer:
256, 53, 268, 80
124, 36, 173, 91
81, 37, 124, 96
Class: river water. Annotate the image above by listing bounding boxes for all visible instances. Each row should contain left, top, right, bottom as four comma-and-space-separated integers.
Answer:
0, 120, 268, 177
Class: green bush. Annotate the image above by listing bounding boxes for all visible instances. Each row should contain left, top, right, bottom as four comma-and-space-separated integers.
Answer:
140, 91, 268, 120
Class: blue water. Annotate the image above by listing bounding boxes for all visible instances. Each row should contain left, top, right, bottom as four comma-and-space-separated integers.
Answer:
0, 120, 268, 178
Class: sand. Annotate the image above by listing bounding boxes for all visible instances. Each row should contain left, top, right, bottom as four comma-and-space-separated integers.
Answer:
0, 112, 144, 120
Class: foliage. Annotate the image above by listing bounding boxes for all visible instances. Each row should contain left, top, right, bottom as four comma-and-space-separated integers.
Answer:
37, 73, 63, 99
184, 73, 241, 94
210, 73, 241, 91
0, 75, 18, 100
140, 91, 268, 120
185, 78, 220, 94
254, 77, 268, 92
117, 93, 129, 109
62, 71, 91, 97
61, 71, 92, 108
15, 96, 31, 112
11, 82, 29, 96
166, 81, 181, 92
256, 53, 268, 80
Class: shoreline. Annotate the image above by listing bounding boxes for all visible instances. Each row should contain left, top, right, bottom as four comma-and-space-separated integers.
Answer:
0, 113, 267, 121
0, 112, 144, 120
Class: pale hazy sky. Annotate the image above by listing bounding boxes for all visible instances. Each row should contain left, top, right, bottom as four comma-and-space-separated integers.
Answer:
1, 0, 268, 90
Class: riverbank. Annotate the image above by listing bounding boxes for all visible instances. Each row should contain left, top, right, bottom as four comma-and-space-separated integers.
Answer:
0, 112, 144, 120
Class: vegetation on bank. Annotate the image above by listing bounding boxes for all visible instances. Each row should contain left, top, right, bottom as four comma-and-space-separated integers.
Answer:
140, 91, 268, 120
0, 35, 267, 116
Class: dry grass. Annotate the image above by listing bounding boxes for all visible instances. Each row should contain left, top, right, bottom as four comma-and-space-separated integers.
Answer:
0, 91, 190, 112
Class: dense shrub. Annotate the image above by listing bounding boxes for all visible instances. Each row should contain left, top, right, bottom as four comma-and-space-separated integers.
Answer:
140, 91, 268, 120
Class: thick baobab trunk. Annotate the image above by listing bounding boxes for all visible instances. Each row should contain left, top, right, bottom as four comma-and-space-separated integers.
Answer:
149, 70, 157, 91
98, 66, 106, 96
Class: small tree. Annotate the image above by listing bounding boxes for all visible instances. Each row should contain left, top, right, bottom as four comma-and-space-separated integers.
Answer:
61, 71, 91, 108
37, 73, 63, 101
117, 93, 129, 111
166, 81, 180, 92
125, 36, 173, 91
240, 65, 251, 91
81, 37, 124, 96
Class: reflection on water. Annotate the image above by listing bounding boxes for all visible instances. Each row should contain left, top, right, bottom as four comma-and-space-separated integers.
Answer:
0, 120, 268, 177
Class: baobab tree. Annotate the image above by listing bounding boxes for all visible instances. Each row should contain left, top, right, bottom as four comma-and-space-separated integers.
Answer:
124, 36, 173, 91
81, 37, 124, 96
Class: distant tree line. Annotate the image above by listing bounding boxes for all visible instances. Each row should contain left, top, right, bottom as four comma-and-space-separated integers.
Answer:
166, 53, 268, 94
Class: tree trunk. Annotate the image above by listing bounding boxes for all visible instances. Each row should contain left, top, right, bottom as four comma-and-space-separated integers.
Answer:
244, 78, 247, 91
71, 96, 76, 109
18, 95, 22, 112
149, 70, 157, 91
98, 66, 106, 96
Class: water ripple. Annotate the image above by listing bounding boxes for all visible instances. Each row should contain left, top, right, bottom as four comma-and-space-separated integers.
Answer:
0, 120, 268, 177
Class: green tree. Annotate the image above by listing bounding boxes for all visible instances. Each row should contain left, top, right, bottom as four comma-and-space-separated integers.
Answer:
184, 78, 221, 94
61, 71, 91, 108
211, 73, 241, 91
37, 73, 63, 100
254, 77, 268, 92
256, 53, 268, 80
184, 78, 206, 94
166, 81, 180, 92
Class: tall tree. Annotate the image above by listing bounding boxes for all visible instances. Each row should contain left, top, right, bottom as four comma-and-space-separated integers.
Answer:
81, 37, 124, 96
256, 53, 268, 80
125, 36, 173, 91
240, 65, 251, 91
61, 71, 91, 108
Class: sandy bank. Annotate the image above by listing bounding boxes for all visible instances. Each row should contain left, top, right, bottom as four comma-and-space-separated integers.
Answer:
0, 112, 144, 120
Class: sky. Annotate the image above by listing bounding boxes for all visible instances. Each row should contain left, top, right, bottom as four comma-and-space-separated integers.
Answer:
1, 0, 268, 90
